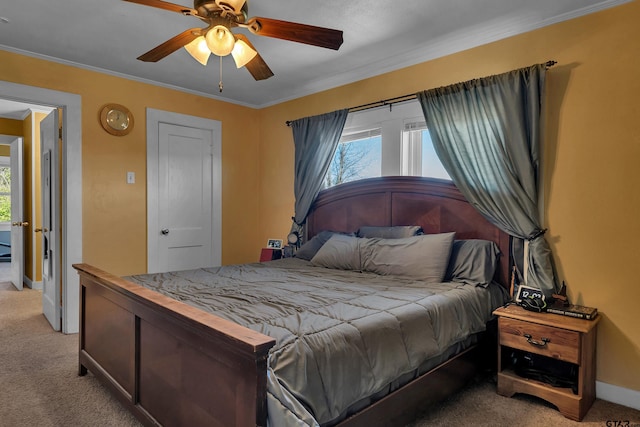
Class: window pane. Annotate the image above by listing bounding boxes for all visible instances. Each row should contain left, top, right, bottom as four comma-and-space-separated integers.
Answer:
0, 166, 10, 222
421, 130, 450, 180
326, 102, 450, 188
0, 195, 10, 222
324, 135, 382, 188
0, 166, 10, 192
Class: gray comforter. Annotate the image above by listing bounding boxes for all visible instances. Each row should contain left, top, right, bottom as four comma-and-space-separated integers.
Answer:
126, 258, 509, 426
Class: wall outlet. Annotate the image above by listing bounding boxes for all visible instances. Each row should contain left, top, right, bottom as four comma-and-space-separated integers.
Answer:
127, 172, 135, 184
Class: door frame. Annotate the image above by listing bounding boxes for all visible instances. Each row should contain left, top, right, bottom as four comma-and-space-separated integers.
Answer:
146, 108, 221, 273
0, 81, 82, 334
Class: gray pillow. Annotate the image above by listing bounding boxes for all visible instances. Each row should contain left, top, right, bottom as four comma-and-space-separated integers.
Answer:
295, 231, 338, 261
445, 239, 501, 287
310, 234, 361, 270
356, 225, 423, 239
360, 232, 455, 282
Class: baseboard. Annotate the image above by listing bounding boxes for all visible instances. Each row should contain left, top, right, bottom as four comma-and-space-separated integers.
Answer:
597, 381, 640, 411
24, 276, 43, 290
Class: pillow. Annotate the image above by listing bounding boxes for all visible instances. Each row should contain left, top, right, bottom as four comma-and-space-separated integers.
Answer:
445, 239, 501, 287
295, 231, 339, 261
360, 232, 455, 282
356, 225, 423, 239
310, 234, 361, 270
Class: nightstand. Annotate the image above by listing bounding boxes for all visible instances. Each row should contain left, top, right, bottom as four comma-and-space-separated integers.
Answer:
493, 304, 600, 421
259, 248, 282, 262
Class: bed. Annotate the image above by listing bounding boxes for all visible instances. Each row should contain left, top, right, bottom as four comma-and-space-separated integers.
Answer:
74, 176, 512, 427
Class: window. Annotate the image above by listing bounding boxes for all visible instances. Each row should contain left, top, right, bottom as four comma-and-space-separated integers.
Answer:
0, 159, 10, 223
324, 129, 381, 188
323, 100, 449, 188
402, 121, 450, 180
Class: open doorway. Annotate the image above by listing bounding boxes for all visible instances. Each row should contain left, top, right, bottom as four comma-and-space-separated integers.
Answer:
0, 81, 82, 334
0, 134, 27, 290
0, 153, 11, 282
0, 155, 14, 283
1, 102, 53, 292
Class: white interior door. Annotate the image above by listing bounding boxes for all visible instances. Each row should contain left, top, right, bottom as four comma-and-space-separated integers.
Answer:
147, 110, 221, 274
156, 123, 213, 272
40, 110, 60, 331
9, 137, 24, 290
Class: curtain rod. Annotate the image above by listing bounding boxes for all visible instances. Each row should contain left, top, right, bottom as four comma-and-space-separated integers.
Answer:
285, 60, 557, 127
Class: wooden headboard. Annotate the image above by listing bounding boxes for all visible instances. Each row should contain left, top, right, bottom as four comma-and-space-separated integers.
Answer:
306, 176, 511, 288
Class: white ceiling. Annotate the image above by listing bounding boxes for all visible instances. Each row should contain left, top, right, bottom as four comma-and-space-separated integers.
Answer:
0, 0, 630, 116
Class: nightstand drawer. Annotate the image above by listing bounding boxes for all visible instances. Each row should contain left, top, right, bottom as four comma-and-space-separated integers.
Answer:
499, 317, 580, 364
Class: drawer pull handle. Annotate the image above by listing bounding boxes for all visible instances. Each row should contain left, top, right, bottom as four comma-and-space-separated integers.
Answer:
524, 334, 550, 347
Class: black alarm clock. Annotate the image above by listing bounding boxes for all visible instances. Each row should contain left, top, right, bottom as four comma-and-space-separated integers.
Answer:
514, 285, 545, 304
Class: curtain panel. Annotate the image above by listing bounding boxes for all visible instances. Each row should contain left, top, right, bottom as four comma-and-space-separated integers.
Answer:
417, 64, 558, 296
290, 109, 349, 239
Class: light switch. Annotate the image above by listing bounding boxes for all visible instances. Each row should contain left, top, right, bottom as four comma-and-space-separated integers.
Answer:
127, 172, 135, 184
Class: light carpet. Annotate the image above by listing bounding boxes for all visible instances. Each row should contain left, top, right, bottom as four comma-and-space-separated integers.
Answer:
1, 281, 638, 426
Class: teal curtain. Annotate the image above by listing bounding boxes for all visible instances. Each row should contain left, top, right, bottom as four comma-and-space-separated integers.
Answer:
290, 109, 349, 239
417, 64, 558, 296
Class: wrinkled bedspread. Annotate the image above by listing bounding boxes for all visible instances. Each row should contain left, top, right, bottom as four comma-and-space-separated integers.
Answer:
126, 258, 509, 426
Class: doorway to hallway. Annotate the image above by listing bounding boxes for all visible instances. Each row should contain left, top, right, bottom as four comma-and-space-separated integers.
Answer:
0, 80, 82, 334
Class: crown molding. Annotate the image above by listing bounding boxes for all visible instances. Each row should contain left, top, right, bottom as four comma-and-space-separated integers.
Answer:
0, 45, 257, 109
1, 0, 631, 109
258, 0, 632, 108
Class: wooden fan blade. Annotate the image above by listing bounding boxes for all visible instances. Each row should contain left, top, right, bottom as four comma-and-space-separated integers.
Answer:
249, 17, 343, 50
235, 34, 274, 80
123, 0, 198, 16
137, 28, 200, 62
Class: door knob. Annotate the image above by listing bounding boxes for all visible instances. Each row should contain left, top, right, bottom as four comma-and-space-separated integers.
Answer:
35, 227, 49, 233
161, 229, 170, 235
12, 221, 29, 227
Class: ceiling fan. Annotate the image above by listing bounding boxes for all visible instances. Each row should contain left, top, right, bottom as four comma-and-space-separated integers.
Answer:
123, 0, 344, 82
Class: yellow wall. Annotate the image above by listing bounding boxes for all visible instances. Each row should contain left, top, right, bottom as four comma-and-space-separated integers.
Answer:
0, 49, 262, 275
1, 0, 638, 394
31, 112, 47, 282
0, 118, 23, 136
0, 118, 21, 158
256, 2, 640, 392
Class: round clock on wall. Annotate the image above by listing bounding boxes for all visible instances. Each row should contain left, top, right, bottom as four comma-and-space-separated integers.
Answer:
100, 103, 134, 136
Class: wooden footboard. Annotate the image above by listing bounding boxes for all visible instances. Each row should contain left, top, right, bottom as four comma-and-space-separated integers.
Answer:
74, 264, 276, 427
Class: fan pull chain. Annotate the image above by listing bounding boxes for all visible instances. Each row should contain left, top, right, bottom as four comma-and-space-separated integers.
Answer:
218, 56, 223, 92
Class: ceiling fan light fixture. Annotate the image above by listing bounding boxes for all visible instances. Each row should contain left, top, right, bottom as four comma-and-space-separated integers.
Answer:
231, 39, 257, 68
184, 36, 211, 65
205, 25, 235, 56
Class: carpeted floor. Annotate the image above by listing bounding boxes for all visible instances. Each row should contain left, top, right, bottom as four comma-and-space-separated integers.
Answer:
1, 280, 639, 426
0, 280, 141, 427
408, 375, 640, 427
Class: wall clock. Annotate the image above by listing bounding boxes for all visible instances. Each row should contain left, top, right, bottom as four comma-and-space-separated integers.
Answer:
100, 103, 134, 136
